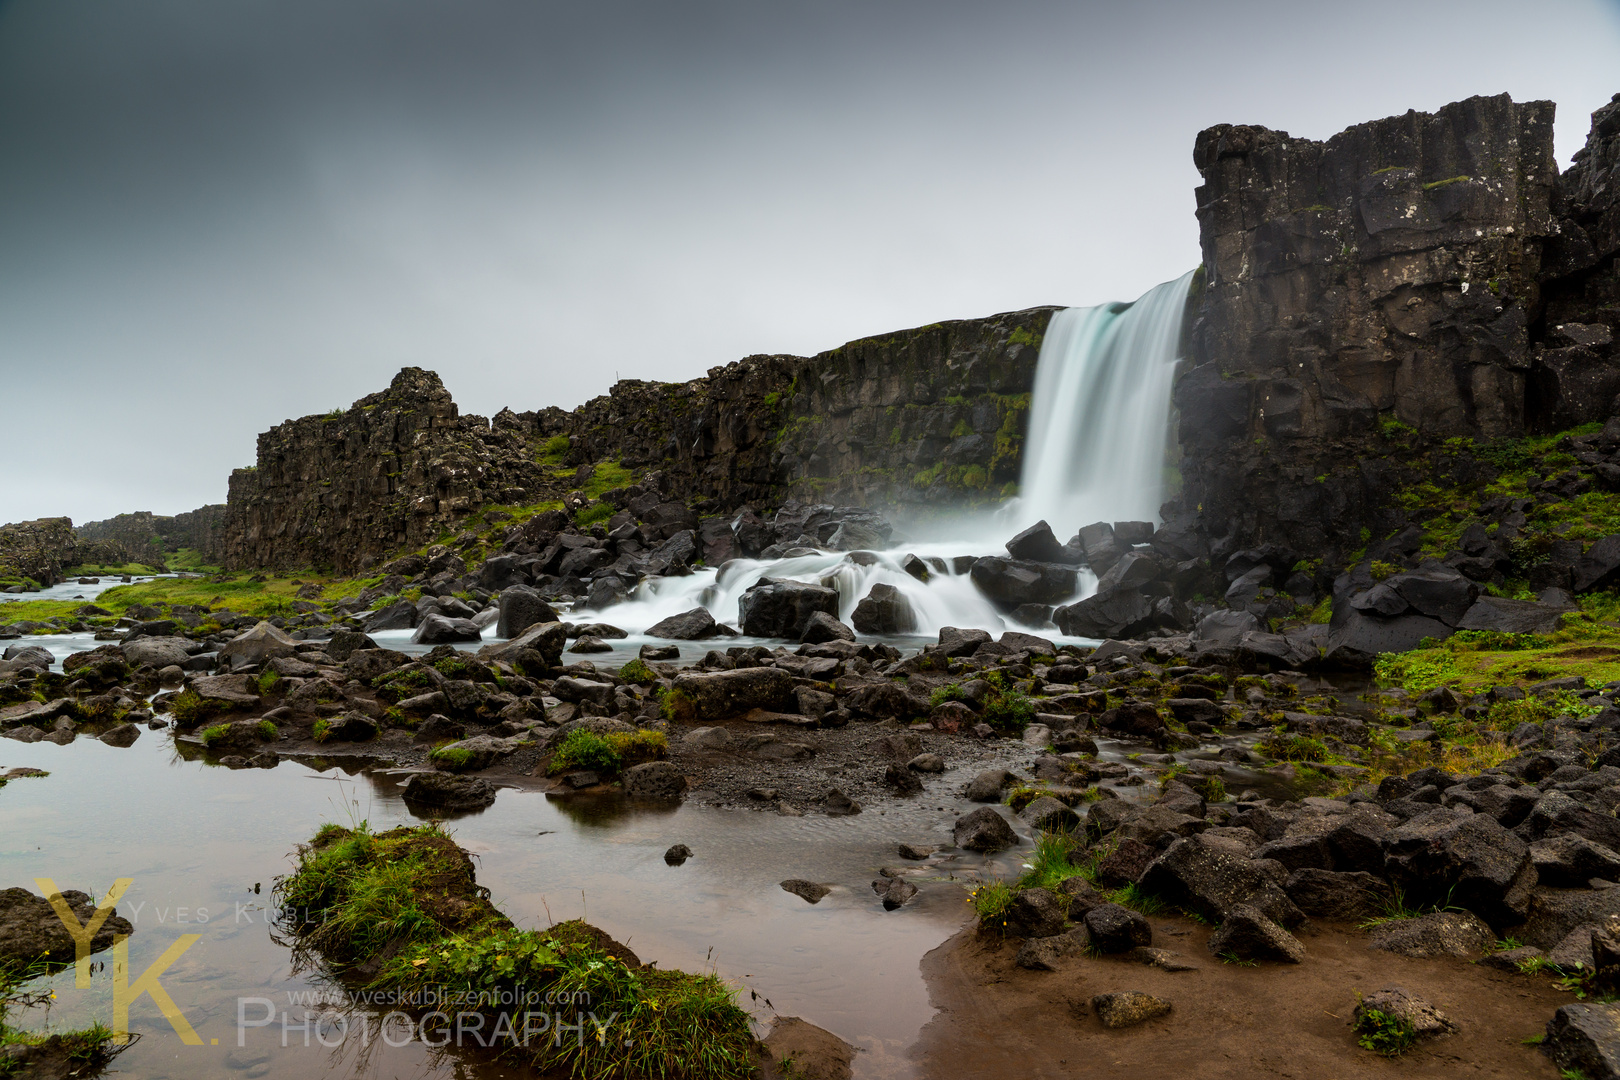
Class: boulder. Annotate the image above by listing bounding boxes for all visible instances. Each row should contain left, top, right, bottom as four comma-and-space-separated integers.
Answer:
1192, 609, 1262, 647
1020, 796, 1080, 833
1519, 887, 1620, 950
1284, 868, 1395, 922
1053, 587, 1156, 639
937, 626, 992, 656
1366, 910, 1495, 958
800, 610, 855, 644
1382, 810, 1535, 926
1575, 535, 1620, 593
851, 583, 916, 634
324, 630, 378, 662
119, 635, 193, 670
218, 621, 299, 670
965, 769, 1014, 803
479, 621, 567, 668
1138, 834, 1304, 927
98, 723, 140, 748
431, 735, 510, 772
496, 586, 560, 639
670, 668, 794, 720
551, 678, 616, 707
739, 580, 839, 639
1323, 610, 1452, 666
761, 1017, 855, 1080
1352, 987, 1456, 1042
1205, 904, 1305, 963
320, 713, 380, 742
622, 761, 687, 800
412, 614, 483, 645
1091, 991, 1171, 1030
646, 607, 720, 640
1533, 836, 1620, 887
0, 886, 133, 967
970, 557, 1078, 607
363, 600, 419, 632
1005, 521, 1070, 563
1457, 595, 1572, 634
953, 806, 1018, 853
401, 772, 497, 811
1387, 565, 1479, 626
1084, 903, 1152, 953
1005, 888, 1067, 938
1014, 927, 1090, 971
188, 674, 260, 710
1546, 1003, 1620, 1080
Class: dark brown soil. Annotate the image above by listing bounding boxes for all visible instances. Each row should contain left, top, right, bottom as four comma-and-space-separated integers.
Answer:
913, 916, 1570, 1079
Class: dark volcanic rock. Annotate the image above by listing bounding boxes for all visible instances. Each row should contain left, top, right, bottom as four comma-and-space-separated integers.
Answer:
970, 557, 1078, 607
851, 583, 916, 634
0, 886, 134, 967
646, 607, 720, 640
1205, 904, 1305, 963
739, 579, 839, 639
1546, 1003, 1620, 1080
1139, 834, 1304, 927
412, 614, 484, 645
1091, 991, 1172, 1029
1366, 910, 1495, 958
1084, 903, 1152, 953
496, 586, 560, 639
401, 772, 497, 811
953, 806, 1018, 853
670, 668, 794, 720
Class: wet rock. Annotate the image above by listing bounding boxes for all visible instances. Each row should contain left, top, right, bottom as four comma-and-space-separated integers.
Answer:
953, 806, 1017, 852
1546, 1002, 1620, 1080
1091, 991, 1172, 1029
971, 557, 1078, 607
898, 843, 938, 860
120, 635, 195, 669
1206, 903, 1305, 963
1015, 926, 1089, 970
1084, 903, 1152, 953
1053, 587, 1156, 639
663, 844, 692, 865
873, 877, 918, 910
431, 735, 511, 772
646, 607, 720, 640
781, 879, 831, 904
937, 627, 992, 657
1005, 520, 1070, 563
412, 613, 483, 645
907, 753, 945, 773
364, 600, 419, 633
1115, 805, 1207, 848
670, 667, 795, 720
218, 621, 300, 671
402, 772, 497, 811
1284, 868, 1395, 922
683, 726, 733, 751
1139, 834, 1304, 927
496, 586, 560, 639
1353, 987, 1456, 1042
1520, 889, 1620, 951
761, 1016, 855, 1080
1192, 609, 1261, 647
883, 764, 923, 795
1458, 595, 1572, 634
98, 723, 140, 748
739, 579, 839, 639
1129, 946, 1198, 971
479, 620, 567, 668
569, 635, 613, 653
1006, 887, 1066, 937
0, 886, 133, 967
640, 643, 681, 661
552, 677, 617, 707
1056, 876, 1106, 917
321, 713, 380, 743
1532, 835, 1620, 887
413, 714, 465, 743
822, 788, 861, 816
800, 610, 855, 644
1366, 910, 1495, 958
851, 583, 916, 634
1382, 809, 1535, 927
1020, 796, 1080, 833
623, 761, 687, 800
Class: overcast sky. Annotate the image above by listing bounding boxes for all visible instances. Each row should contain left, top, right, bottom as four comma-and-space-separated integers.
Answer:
3, 0, 1618, 525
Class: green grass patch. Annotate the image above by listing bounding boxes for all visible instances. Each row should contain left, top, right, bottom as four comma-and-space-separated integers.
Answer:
275, 823, 754, 1080
428, 746, 478, 771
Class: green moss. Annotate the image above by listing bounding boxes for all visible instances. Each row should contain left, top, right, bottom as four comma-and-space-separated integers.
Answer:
1422, 175, 1472, 190
1007, 326, 1043, 350
574, 502, 615, 526
199, 723, 231, 748
618, 658, 658, 686
428, 745, 477, 771
538, 434, 572, 464
257, 719, 279, 741
548, 729, 622, 774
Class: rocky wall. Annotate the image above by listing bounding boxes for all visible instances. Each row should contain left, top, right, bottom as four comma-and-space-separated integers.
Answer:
1172, 92, 1620, 561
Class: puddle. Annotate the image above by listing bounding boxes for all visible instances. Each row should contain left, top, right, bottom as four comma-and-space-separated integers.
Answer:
0, 733, 1028, 1079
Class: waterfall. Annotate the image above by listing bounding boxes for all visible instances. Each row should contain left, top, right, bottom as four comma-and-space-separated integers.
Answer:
1015, 269, 1197, 531
580, 270, 1195, 640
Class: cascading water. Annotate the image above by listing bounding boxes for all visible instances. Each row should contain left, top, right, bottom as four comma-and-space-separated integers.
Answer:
1013, 269, 1197, 531
586, 270, 1196, 640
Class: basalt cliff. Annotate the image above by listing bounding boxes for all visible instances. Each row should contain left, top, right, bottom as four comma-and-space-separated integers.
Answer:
120, 90, 1620, 589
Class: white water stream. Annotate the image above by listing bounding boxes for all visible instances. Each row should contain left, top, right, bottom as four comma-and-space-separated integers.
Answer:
586, 271, 1196, 639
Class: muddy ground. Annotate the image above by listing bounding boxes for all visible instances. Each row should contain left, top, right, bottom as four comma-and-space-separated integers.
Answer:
913, 917, 1570, 1079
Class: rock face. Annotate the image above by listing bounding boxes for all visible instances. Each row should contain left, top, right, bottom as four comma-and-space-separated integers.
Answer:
0, 518, 115, 587
1175, 92, 1617, 558
221, 368, 554, 573
74, 506, 228, 569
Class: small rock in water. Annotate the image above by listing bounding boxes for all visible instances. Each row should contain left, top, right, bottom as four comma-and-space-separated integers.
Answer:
663, 844, 692, 865
822, 788, 861, 816
781, 879, 831, 904
898, 843, 938, 861
639, 643, 681, 660
953, 806, 1017, 853
883, 764, 923, 795
1091, 991, 1172, 1029
564, 771, 601, 789
873, 877, 918, 911
568, 635, 613, 654
907, 753, 945, 773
